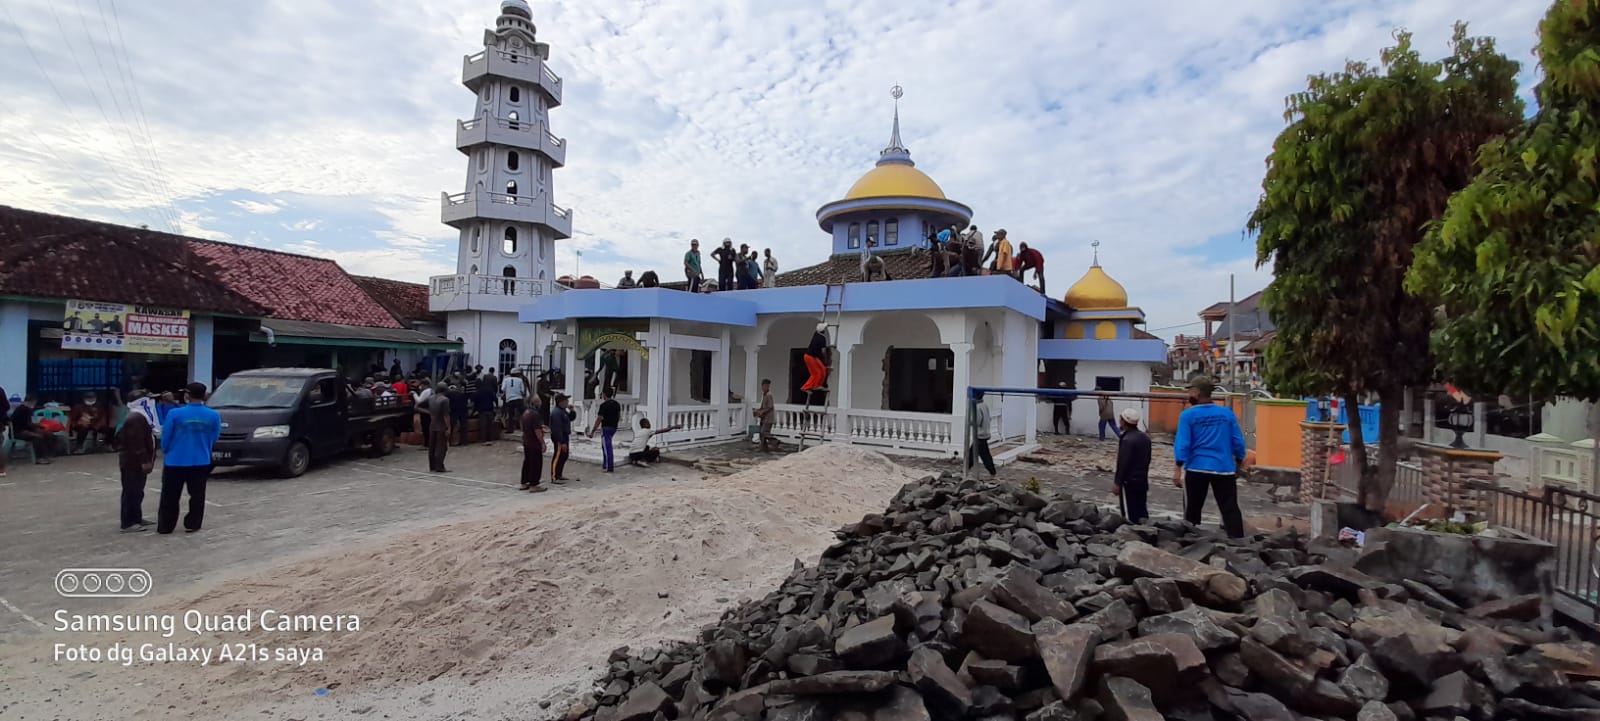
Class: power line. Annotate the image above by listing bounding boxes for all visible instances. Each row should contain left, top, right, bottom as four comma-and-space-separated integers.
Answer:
75, 0, 178, 228
73, 0, 180, 231
94, 0, 184, 229
1, 2, 162, 229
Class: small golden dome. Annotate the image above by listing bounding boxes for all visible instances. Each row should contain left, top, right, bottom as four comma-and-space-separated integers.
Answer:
843, 164, 947, 201
1064, 264, 1129, 310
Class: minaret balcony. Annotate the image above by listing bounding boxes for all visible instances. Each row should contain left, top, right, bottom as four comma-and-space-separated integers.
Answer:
427, 273, 562, 314
441, 188, 573, 239
456, 115, 566, 167
462, 49, 563, 107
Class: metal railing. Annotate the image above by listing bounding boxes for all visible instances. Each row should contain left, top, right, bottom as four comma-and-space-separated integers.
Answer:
1471, 480, 1600, 623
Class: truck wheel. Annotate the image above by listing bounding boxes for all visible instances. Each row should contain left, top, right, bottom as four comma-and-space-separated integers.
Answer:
281, 441, 311, 478
374, 428, 398, 457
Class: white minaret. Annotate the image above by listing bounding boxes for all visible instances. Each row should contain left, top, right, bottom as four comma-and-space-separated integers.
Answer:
432, 0, 572, 375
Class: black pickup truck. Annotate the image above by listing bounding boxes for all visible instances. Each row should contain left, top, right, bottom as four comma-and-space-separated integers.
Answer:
207, 368, 414, 477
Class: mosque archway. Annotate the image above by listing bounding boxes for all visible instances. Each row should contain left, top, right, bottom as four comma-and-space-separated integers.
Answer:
852, 312, 945, 413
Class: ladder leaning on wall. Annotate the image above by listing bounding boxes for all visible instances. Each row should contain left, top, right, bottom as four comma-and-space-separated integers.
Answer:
798, 283, 845, 450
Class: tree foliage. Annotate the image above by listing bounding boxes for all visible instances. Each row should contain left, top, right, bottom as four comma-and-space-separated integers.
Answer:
1248, 25, 1523, 510
1409, 0, 1600, 405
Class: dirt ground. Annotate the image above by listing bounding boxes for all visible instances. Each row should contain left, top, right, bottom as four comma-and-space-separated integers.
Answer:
0, 433, 1306, 721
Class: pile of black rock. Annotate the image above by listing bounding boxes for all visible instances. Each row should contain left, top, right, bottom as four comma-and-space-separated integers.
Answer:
565, 473, 1600, 721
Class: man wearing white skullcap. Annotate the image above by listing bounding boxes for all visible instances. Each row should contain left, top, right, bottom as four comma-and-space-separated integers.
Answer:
1114, 406, 1151, 523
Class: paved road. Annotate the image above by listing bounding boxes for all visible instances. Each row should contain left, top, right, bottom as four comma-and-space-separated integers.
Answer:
0, 440, 674, 642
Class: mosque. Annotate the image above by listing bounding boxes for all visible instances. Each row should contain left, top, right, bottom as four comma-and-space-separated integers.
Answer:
433, 1, 1167, 458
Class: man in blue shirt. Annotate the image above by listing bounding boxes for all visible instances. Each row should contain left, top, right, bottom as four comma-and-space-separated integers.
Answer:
1173, 376, 1248, 538
157, 382, 222, 534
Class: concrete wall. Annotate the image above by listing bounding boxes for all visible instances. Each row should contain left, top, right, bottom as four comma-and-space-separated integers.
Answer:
1046, 360, 1152, 436
446, 310, 540, 373
849, 312, 945, 410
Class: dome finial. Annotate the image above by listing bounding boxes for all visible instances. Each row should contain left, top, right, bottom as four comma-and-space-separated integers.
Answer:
1091, 239, 1101, 267
879, 85, 913, 167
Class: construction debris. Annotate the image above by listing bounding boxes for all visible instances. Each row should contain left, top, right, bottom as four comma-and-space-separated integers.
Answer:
567, 473, 1599, 721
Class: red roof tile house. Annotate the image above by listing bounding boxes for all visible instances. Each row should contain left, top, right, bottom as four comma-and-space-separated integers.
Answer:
0, 205, 455, 400
351, 275, 446, 335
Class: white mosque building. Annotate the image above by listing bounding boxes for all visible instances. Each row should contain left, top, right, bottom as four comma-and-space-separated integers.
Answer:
430, 2, 1167, 459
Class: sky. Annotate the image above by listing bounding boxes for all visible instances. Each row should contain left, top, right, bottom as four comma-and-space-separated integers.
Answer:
0, 0, 1547, 339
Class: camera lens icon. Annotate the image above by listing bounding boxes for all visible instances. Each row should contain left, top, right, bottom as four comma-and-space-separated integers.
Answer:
56, 569, 152, 598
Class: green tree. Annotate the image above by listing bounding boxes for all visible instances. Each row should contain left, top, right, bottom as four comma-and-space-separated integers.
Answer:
1249, 26, 1523, 511
1409, 0, 1600, 413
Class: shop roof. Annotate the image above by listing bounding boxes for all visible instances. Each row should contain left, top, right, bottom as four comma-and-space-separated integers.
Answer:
351, 275, 441, 325
186, 241, 403, 329
258, 319, 459, 348
0, 205, 266, 316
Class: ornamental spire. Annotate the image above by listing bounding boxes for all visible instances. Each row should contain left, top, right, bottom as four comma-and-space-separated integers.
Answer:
877, 85, 914, 167
1091, 239, 1101, 267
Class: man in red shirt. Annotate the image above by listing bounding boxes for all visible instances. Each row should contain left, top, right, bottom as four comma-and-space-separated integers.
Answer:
1014, 242, 1046, 294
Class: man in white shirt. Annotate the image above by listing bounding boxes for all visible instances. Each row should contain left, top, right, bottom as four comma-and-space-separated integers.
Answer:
626, 416, 682, 468
414, 380, 435, 448
501, 371, 527, 433
762, 249, 778, 288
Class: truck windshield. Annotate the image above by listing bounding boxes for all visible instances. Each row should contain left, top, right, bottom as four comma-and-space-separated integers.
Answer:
209, 377, 307, 409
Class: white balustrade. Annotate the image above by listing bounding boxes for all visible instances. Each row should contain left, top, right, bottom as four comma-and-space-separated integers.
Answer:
429, 273, 548, 298
844, 408, 954, 452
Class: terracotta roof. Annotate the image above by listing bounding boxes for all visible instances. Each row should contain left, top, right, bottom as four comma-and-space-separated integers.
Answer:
1241, 330, 1276, 354
0, 205, 265, 316
186, 240, 403, 329
352, 275, 441, 325
1132, 328, 1164, 342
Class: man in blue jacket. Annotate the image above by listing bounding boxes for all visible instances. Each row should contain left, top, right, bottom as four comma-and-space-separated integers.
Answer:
1173, 376, 1247, 538
157, 382, 222, 534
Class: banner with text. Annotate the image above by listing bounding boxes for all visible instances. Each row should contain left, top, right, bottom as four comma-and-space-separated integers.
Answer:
62, 300, 191, 355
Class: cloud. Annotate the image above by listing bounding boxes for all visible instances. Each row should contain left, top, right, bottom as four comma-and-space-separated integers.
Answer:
0, 0, 1547, 336
232, 199, 284, 215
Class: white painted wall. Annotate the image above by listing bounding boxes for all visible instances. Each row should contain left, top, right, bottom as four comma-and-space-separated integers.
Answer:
1049, 359, 1153, 436
850, 312, 944, 410
447, 311, 539, 373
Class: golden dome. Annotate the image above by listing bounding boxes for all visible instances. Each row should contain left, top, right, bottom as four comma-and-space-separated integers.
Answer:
1064, 264, 1129, 310
843, 163, 947, 201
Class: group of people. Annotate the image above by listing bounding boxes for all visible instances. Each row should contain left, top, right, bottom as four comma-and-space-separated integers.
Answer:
925, 224, 1046, 292
613, 269, 661, 289
0, 383, 193, 471
683, 237, 778, 293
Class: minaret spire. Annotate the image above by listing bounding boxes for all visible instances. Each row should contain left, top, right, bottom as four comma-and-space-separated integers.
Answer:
877, 85, 914, 167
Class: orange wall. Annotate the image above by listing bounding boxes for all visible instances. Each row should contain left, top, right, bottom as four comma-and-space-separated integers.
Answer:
1146, 389, 1189, 434
1254, 399, 1309, 469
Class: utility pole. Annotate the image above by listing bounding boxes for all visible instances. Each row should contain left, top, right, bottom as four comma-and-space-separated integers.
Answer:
1228, 274, 1237, 389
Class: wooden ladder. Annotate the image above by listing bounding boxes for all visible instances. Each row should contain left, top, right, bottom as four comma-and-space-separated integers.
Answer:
798, 283, 845, 450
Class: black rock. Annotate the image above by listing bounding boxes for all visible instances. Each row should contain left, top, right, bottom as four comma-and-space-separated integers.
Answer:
967, 659, 1027, 690
970, 686, 1014, 716
1081, 599, 1138, 642
1034, 619, 1098, 703
1025, 700, 1078, 721
962, 601, 1037, 661
1238, 638, 1313, 696
908, 646, 972, 716
1338, 654, 1389, 704
1137, 607, 1240, 652
993, 565, 1079, 624
616, 683, 673, 721
835, 615, 907, 669
1133, 577, 1183, 615
768, 671, 900, 695
1422, 670, 1493, 720
703, 640, 747, 689
1098, 676, 1163, 721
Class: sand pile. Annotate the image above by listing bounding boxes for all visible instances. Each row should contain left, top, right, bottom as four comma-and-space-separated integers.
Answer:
2, 445, 921, 719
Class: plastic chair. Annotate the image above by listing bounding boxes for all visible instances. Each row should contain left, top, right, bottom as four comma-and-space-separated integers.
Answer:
33, 408, 72, 454
2, 433, 36, 464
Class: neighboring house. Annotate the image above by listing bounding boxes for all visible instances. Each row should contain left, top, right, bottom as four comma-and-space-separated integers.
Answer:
1169, 290, 1274, 388
0, 204, 456, 399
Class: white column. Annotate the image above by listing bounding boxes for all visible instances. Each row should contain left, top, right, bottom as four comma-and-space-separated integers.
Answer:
0, 301, 29, 398
563, 339, 580, 421
834, 343, 855, 439
743, 347, 760, 412
1025, 389, 1038, 447
949, 341, 974, 454
1401, 386, 1413, 435
713, 327, 731, 433
189, 314, 215, 389
646, 319, 670, 428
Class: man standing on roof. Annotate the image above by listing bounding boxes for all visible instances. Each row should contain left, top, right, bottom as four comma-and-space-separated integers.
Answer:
1173, 375, 1248, 539
712, 238, 738, 292
800, 322, 830, 396
616, 270, 637, 288
683, 239, 703, 291
762, 249, 778, 288
1015, 242, 1046, 293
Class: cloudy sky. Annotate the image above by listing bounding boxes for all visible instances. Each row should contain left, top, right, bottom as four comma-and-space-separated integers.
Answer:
0, 0, 1545, 338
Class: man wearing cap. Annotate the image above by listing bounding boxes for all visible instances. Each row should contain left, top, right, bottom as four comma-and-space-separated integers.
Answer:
1173, 375, 1248, 538
683, 239, 703, 290
1113, 407, 1151, 523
